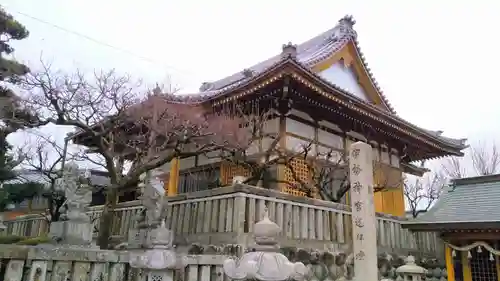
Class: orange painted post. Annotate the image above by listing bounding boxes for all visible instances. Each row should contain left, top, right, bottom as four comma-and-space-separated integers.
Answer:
445, 245, 456, 281
167, 158, 180, 196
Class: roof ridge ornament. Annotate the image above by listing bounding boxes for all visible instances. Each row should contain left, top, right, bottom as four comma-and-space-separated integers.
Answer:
242, 68, 255, 78
281, 42, 298, 59
153, 83, 162, 95
339, 15, 356, 27
199, 82, 213, 92
337, 15, 358, 39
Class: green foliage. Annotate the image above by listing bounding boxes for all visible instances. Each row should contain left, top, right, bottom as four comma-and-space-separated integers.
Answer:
0, 7, 41, 211
0, 6, 30, 82
0, 235, 22, 244
0, 6, 34, 137
0, 235, 49, 245
0, 181, 45, 211
16, 236, 50, 245
0, 134, 16, 183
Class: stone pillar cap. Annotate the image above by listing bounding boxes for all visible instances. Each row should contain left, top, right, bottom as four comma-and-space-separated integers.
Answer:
254, 207, 280, 245
396, 256, 427, 274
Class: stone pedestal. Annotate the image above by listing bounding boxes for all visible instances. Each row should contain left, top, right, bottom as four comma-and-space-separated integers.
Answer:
349, 142, 378, 281
223, 209, 307, 281
49, 220, 93, 247
128, 222, 188, 281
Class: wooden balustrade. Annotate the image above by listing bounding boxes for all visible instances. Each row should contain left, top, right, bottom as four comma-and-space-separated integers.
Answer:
2, 184, 441, 256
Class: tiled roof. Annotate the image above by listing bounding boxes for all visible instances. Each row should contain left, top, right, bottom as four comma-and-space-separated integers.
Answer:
404, 174, 500, 225
4, 169, 110, 187
65, 15, 463, 155
165, 15, 393, 112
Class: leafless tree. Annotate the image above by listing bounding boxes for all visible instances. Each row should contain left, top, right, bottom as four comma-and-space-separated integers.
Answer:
471, 142, 500, 176
11, 62, 230, 248
442, 141, 500, 179
22, 131, 76, 225
441, 157, 466, 180
403, 166, 445, 218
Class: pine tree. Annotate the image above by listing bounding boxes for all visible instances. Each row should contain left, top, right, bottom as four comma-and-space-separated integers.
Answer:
0, 6, 43, 210
0, 6, 30, 183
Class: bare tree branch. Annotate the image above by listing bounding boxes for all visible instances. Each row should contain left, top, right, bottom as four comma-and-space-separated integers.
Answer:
403, 168, 445, 218
471, 142, 500, 176
442, 141, 500, 179
21, 131, 70, 223
10, 62, 231, 248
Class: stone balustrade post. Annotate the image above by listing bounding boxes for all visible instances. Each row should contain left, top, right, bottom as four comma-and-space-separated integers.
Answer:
396, 256, 427, 281
128, 172, 188, 281
223, 208, 307, 281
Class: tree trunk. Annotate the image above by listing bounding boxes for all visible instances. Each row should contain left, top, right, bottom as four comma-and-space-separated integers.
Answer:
97, 189, 117, 249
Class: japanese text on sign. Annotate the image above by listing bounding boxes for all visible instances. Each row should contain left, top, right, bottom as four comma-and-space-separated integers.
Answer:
352, 181, 362, 193
354, 201, 363, 212
354, 217, 364, 228
351, 164, 362, 176
355, 251, 366, 260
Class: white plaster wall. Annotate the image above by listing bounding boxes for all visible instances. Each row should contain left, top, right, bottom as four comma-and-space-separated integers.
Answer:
372, 146, 380, 162
285, 118, 314, 138
286, 135, 316, 154
390, 151, 400, 168
289, 109, 314, 122
347, 131, 367, 142
346, 138, 354, 149
318, 120, 342, 132
262, 137, 278, 151
197, 150, 221, 166
317, 145, 345, 164
318, 129, 344, 149
245, 140, 260, 156
263, 118, 280, 133
318, 61, 370, 102
180, 157, 196, 170
380, 146, 390, 164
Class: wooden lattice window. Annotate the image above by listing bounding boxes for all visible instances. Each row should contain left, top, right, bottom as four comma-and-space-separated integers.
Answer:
221, 162, 252, 186
283, 158, 310, 197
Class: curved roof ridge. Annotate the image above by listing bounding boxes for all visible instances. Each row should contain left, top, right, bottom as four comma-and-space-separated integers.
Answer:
198, 16, 353, 94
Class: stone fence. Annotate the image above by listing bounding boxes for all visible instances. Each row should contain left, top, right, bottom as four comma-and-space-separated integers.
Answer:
3, 184, 442, 257
0, 245, 227, 281
0, 244, 448, 281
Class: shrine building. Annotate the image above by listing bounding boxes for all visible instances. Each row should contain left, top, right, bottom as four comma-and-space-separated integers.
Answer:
74, 15, 467, 217
403, 174, 500, 281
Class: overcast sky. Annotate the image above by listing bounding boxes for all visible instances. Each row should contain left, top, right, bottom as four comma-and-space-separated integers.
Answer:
3, 0, 500, 173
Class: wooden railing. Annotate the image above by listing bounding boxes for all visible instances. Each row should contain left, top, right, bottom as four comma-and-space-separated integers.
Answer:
2, 184, 442, 257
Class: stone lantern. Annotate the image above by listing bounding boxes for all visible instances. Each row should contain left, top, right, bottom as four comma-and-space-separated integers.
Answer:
396, 256, 427, 281
129, 221, 188, 281
223, 209, 308, 281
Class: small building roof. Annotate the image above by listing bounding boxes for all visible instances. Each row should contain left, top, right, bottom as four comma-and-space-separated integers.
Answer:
403, 174, 500, 231
4, 169, 110, 188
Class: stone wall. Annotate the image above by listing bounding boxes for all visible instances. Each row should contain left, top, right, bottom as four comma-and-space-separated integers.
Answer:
0, 244, 447, 281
